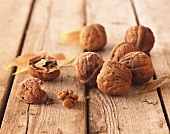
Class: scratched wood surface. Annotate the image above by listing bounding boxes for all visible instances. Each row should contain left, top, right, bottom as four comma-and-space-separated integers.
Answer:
86, 0, 169, 133
133, 0, 170, 127
0, 0, 33, 124
0, 0, 170, 134
0, 0, 86, 134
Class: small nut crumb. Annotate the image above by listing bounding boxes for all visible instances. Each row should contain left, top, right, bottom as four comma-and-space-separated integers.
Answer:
57, 89, 78, 108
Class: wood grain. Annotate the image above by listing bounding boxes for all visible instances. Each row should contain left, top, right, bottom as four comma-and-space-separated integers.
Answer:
0, 0, 86, 133
133, 0, 170, 127
86, 0, 169, 133
0, 0, 33, 124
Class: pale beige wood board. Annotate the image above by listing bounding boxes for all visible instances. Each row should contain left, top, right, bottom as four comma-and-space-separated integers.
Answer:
133, 0, 170, 126
86, 0, 169, 133
1, 0, 86, 133
0, 0, 33, 122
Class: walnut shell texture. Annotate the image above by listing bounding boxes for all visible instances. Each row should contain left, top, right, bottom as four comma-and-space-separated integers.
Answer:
80, 24, 107, 51
17, 78, 47, 104
110, 42, 136, 61
97, 61, 132, 95
29, 55, 60, 80
119, 51, 154, 85
125, 25, 155, 54
74, 52, 104, 86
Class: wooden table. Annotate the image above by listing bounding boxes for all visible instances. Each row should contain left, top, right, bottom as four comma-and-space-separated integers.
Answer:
0, 0, 170, 133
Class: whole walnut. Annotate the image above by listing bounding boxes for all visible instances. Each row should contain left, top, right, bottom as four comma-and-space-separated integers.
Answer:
119, 51, 154, 85
125, 25, 155, 54
97, 61, 132, 95
29, 55, 60, 80
110, 42, 136, 61
79, 24, 107, 51
74, 52, 104, 86
17, 78, 47, 104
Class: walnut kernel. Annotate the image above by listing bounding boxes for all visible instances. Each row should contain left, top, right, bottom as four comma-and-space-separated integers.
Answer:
57, 89, 78, 108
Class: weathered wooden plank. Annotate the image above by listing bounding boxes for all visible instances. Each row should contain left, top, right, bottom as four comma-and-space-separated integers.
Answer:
0, 0, 33, 125
1, 0, 86, 133
133, 0, 170, 128
86, 0, 169, 133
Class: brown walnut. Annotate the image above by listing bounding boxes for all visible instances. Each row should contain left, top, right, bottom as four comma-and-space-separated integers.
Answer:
74, 52, 104, 86
119, 51, 154, 85
110, 42, 136, 61
57, 89, 78, 108
125, 25, 155, 54
97, 61, 132, 95
29, 55, 60, 80
80, 24, 107, 51
17, 78, 47, 104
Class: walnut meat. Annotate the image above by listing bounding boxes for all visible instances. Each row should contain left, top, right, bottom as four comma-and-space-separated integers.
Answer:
97, 61, 132, 95
17, 78, 47, 104
57, 89, 78, 108
74, 52, 104, 86
119, 51, 154, 85
29, 55, 60, 80
110, 42, 136, 61
80, 24, 107, 51
125, 25, 155, 54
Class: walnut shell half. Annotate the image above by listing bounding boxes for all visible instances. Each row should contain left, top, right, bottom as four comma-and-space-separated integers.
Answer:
80, 24, 107, 51
97, 61, 132, 95
29, 55, 60, 80
17, 78, 47, 104
125, 25, 155, 54
74, 52, 104, 86
119, 51, 154, 85
110, 42, 136, 61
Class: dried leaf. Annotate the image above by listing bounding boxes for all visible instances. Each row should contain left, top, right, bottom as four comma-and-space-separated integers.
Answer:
139, 75, 170, 94
59, 54, 79, 67
51, 53, 67, 60
12, 66, 29, 75
58, 29, 81, 45
5, 54, 37, 70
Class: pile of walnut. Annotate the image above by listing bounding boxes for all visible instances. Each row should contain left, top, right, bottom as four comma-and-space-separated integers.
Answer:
74, 25, 155, 95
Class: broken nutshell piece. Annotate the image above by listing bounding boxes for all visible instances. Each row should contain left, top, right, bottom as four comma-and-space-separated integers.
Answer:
17, 78, 53, 104
97, 61, 132, 95
125, 25, 155, 54
29, 55, 60, 80
74, 52, 104, 86
119, 51, 155, 85
79, 24, 107, 51
110, 42, 136, 61
57, 89, 78, 108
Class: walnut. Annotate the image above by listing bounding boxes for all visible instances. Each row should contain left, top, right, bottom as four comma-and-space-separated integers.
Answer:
110, 42, 136, 61
125, 25, 155, 54
119, 51, 154, 85
97, 61, 132, 95
29, 55, 60, 80
74, 52, 104, 86
79, 24, 107, 51
17, 78, 47, 104
57, 89, 78, 108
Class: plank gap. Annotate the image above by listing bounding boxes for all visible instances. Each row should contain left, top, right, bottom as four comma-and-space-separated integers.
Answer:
130, 0, 139, 25
85, 85, 89, 134
0, 0, 36, 128
83, 0, 87, 26
25, 104, 30, 134
154, 74, 170, 130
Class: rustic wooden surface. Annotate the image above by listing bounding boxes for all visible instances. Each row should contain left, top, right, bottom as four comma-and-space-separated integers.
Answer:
0, 0, 170, 134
